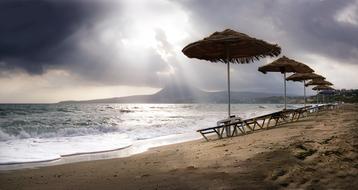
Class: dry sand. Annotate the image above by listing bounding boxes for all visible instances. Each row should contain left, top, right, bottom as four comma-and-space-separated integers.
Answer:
0, 104, 357, 190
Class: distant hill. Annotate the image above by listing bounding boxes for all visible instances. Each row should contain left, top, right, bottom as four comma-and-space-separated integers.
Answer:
58, 84, 298, 104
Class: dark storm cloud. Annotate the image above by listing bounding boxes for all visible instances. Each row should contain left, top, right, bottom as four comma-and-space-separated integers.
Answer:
0, 0, 103, 74
267, 0, 358, 62
60, 44, 168, 86
0, 0, 170, 87
176, 0, 358, 64
172, 0, 358, 93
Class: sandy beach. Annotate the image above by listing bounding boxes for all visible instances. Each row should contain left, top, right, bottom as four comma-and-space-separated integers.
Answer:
0, 104, 357, 190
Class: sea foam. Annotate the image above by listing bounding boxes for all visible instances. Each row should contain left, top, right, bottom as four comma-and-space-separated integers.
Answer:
0, 133, 132, 165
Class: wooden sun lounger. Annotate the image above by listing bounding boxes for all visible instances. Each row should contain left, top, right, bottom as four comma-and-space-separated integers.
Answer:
309, 104, 331, 113
301, 104, 339, 118
290, 105, 312, 121
196, 125, 226, 141
325, 103, 338, 110
197, 110, 292, 141
330, 103, 338, 109
302, 104, 329, 114
231, 111, 288, 135
197, 104, 339, 141
197, 119, 243, 141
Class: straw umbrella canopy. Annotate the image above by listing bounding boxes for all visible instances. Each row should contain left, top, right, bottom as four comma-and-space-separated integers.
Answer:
311, 84, 334, 104
312, 85, 334, 91
305, 79, 333, 86
286, 73, 325, 106
182, 29, 281, 117
286, 73, 325, 81
258, 56, 314, 109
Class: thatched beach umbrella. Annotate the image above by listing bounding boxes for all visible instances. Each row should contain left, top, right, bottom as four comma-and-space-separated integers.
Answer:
312, 85, 334, 104
305, 79, 333, 104
306, 79, 333, 86
286, 73, 325, 106
312, 85, 334, 91
286, 73, 325, 81
182, 29, 281, 117
258, 56, 314, 109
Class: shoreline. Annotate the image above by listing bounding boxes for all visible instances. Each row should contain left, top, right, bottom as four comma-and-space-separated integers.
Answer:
0, 104, 288, 167
0, 132, 202, 171
0, 104, 357, 189
0, 103, 290, 169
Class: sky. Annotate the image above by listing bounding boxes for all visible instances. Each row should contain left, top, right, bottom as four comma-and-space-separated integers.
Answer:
0, 0, 358, 103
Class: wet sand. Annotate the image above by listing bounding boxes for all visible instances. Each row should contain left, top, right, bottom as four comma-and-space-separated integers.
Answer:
0, 104, 357, 190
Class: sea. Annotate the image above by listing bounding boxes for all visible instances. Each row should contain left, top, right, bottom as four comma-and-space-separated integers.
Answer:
0, 103, 301, 169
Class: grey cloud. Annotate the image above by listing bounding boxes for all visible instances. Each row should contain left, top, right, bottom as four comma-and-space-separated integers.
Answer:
0, 0, 106, 74
268, 0, 358, 62
61, 46, 168, 87
173, 0, 358, 93
0, 0, 170, 87
155, 28, 173, 54
176, 0, 358, 63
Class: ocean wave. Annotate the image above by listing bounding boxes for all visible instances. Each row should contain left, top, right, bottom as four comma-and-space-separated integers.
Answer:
56, 108, 73, 112
0, 124, 122, 141
119, 109, 134, 113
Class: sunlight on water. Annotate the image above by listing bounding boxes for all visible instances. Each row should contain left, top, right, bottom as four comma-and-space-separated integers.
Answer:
0, 103, 300, 165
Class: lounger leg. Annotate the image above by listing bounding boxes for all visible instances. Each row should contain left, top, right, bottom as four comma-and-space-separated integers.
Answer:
290, 113, 295, 121
267, 118, 272, 128
225, 126, 231, 137
262, 118, 266, 128
253, 121, 257, 130
200, 132, 209, 141
245, 122, 253, 132
214, 129, 222, 139
232, 125, 238, 136
238, 127, 244, 134
240, 123, 246, 134
256, 121, 263, 129
220, 128, 225, 138
275, 118, 279, 126
282, 114, 289, 122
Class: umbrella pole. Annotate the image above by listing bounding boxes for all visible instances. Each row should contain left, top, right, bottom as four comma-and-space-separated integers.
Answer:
284, 72, 287, 109
316, 90, 319, 104
227, 61, 231, 117
303, 80, 306, 107
225, 47, 231, 118
225, 47, 231, 138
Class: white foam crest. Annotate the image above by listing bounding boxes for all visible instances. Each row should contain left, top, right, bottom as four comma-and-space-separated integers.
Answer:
0, 125, 122, 141
0, 130, 14, 141
119, 132, 202, 156
0, 133, 132, 165
0, 129, 33, 141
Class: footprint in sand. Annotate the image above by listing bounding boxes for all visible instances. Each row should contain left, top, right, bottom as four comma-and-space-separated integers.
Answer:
186, 166, 198, 170
292, 143, 317, 160
270, 169, 287, 180
141, 174, 150, 178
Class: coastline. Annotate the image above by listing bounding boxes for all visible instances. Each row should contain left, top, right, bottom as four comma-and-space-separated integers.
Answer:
0, 104, 357, 189
0, 132, 202, 171
0, 103, 285, 168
